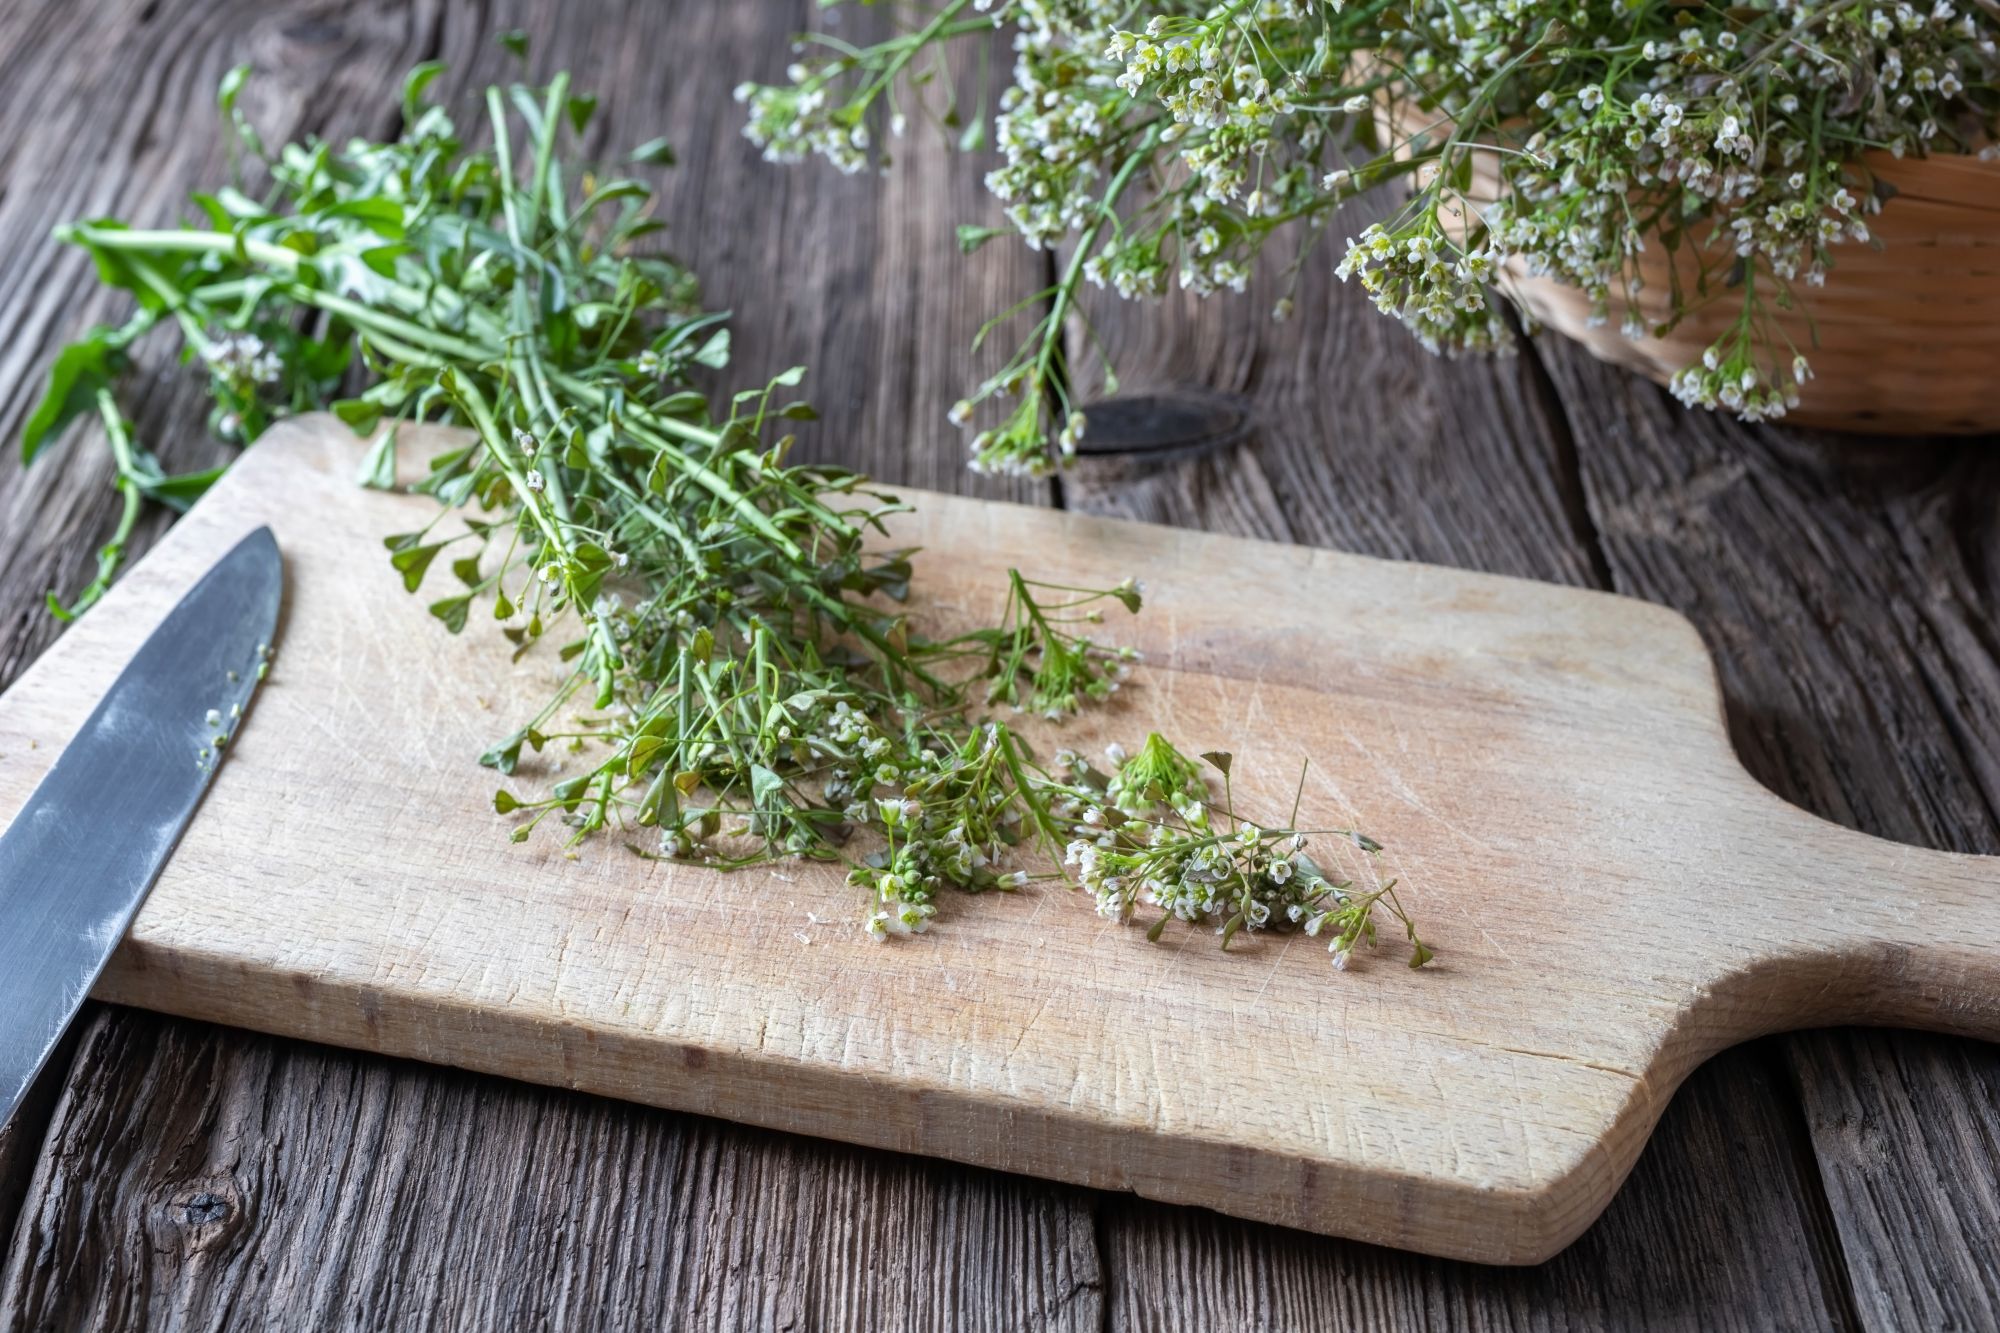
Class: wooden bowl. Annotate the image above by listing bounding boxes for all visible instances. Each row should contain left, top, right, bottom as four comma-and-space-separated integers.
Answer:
1387, 103, 2000, 434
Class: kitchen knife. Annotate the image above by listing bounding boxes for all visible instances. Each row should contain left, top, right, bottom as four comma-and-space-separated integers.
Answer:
0, 526, 281, 1130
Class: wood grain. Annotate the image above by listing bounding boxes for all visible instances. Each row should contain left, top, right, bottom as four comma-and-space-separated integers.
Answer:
3, 414, 1994, 1266
0, 1008, 1100, 1332
1101, 1043, 1856, 1332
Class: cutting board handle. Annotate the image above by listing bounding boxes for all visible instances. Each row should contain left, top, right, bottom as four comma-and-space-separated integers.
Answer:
1751, 805, 2000, 1044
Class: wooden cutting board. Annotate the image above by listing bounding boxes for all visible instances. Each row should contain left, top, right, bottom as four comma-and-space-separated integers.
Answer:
2, 415, 1993, 1265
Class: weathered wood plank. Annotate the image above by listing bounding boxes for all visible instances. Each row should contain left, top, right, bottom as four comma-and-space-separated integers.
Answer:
1536, 335, 2000, 1331
1060, 193, 1865, 1318
1, 1009, 1101, 1332
0, 0, 1094, 1326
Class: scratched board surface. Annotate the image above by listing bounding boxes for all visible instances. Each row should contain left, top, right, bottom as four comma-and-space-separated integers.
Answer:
0, 415, 1991, 1264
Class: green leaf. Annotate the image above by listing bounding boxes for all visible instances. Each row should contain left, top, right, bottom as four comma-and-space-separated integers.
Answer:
566, 93, 599, 134
321, 197, 406, 239
333, 398, 383, 435
360, 243, 411, 277
497, 29, 529, 60
631, 136, 677, 166
956, 224, 1005, 255
750, 763, 786, 807
481, 730, 527, 774
390, 541, 445, 592
22, 331, 128, 463
692, 328, 731, 369
654, 390, 707, 418
217, 63, 252, 118
356, 423, 400, 490
140, 465, 226, 513
429, 593, 472, 633
401, 61, 444, 120
627, 734, 666, 778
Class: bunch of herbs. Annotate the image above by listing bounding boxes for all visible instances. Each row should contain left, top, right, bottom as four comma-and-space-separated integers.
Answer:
25, 59, 1426, 967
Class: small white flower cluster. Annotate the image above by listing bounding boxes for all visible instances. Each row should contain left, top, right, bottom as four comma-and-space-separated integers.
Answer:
850, 723, 1034, 940
986, 28, 1122, 251
201, 331, 283, 389
1041, 734, 1414, 968
1335, 223, 1513, 355
736, 65, 870, 175
1062, 796, 1375, 968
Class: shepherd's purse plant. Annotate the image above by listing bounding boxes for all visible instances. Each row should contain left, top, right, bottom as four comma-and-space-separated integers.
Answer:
739, 0, 2000, 474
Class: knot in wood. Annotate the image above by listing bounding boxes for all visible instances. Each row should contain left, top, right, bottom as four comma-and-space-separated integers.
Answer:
181, 1192, 230, 1226
153, 1177, 248, 1254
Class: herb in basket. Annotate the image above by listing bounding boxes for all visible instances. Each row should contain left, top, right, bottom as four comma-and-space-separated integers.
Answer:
740, 2, 2000, 471
23, 62, 1427, 968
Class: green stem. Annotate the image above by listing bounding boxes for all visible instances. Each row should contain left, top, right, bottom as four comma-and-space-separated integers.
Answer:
1033, 126, 1160, 390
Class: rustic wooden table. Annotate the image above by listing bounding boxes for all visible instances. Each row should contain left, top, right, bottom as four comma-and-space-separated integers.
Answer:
1, 2, 1996, 1327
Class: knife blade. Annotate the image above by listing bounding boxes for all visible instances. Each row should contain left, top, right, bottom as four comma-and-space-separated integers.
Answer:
0, 526, 281, 1130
